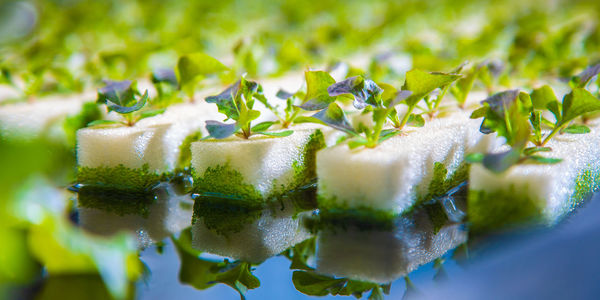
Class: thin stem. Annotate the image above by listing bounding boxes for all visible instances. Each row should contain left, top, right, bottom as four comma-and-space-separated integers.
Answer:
540, 123, 567, 146
397, 105, 416, 130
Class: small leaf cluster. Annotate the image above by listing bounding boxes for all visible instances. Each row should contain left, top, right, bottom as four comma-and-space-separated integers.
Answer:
282, 238, 391, 300
204, 76, 293, 139
469, 65, 600, 172
172, 229, 260, 300
264, 70, 337, 128
92, 80, 164, 127
150, 68, 182, 108
310, 68, 460, 149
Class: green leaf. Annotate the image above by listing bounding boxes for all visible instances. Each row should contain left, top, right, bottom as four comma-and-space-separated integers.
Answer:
138, 108, 166, 120
563, 124, 591, 134
571, 64, 600, 88
283, 237, 316, 271
451, 63, 481, 105
530, 111, 542, 144
311, 103, 355, 133
151, 68, 178, 86
97, 80, 136, 107
525, 155, 563, 164
106, 90, 149, 114
205, 120, 238, 139
465, 152, 484, 163
327, 76, 383, 109
479, 89, 531, 146
87, 119, 122, 127
177, 53, 228, 95
251, 121, 276, 132
523, 147, 552, 156
206, 81, 242, 120
531, 85, 559, 111
560, 88, 600, 126
470, 106, 488, 119
407, 114, 425, 127
292, 271, 346, 296
402, 69, 461, 107
299, 70, 337, 110
255, 130, 293, 137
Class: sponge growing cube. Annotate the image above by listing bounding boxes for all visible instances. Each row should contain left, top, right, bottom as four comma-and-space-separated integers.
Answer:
76, 102, 218, 190
190, 128, 326, 202
317, 113, 497, 216
468, 121, 600, 232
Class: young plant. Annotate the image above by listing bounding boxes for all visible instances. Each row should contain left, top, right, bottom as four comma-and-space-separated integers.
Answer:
150, 68, 182, 108
262, 70, 337, 128
204, 77, 293, 139
468, 82, 600, 173
176, 52, 229, 101
91, 80, 163, 127
310, 75, 413, 148
450, 61, 484, 109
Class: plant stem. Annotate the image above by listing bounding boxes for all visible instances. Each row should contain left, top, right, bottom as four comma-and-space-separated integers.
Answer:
397, 105, 416, 130
540, 123, 567, 146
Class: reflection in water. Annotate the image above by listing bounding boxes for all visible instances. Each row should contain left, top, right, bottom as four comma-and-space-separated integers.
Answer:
77, 182, 193, 248
315, 185, 467, 284
190, 196, 312, 263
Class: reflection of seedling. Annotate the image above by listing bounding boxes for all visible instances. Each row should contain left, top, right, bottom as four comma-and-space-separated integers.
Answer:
91, 80, 163, 127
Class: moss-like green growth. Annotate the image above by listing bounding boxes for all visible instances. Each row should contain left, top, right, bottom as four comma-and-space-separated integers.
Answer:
178, 131, 203, 169
192, 195, 264, 236
193, 163, 264, 203
469, 165, 600, 234
467, 186, 544, 234
419, 162, 469, 204
292, 130, 326, 187
77, 185, 156, 217
77, 163, 168, 191
317, 160, 466, 231
192, 129, 326, 204
75, 164, 171, 217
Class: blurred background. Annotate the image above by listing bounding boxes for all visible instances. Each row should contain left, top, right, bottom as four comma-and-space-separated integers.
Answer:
1, 0, 600, 299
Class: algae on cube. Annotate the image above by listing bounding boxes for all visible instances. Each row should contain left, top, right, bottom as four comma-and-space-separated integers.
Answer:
76, 102, 216, 191
190, 128, 326, 201
468, 123, 600, 232
317, 113, 497, 217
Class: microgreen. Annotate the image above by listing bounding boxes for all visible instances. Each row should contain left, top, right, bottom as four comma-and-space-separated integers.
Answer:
176, 52, 229, 101
204, 77, 293, 139
93, 80, 161, 127
260, 70, 337, 128
470, 68, 600, 173
570, 63, 600, 88
150, 68, 182, 108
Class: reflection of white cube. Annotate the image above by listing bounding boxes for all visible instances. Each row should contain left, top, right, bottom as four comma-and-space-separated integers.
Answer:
76, 102, 219, 188
190, 128, 325, 200
191, 200, 311, 263
316, 205, 467, 283
317, 113, 497, 215
78, 183, 193, 248
469, 121, 600, 231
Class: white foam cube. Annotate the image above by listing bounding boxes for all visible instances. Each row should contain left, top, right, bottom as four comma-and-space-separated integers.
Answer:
469, 120, 600, 230
77, 102, 218, 174
317, 113, 497, 214
190, 127, 325, 199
